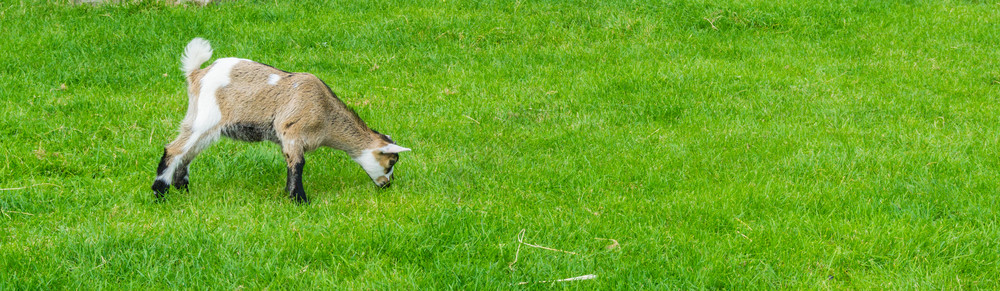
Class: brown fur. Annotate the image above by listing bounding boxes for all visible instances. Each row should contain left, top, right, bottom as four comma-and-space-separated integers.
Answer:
212, 62, 379, 152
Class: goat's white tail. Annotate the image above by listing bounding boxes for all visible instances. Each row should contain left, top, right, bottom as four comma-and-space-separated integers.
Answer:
181, 38, 213, 76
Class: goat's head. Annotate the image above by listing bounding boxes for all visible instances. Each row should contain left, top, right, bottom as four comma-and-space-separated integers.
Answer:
353, 133, 410, 188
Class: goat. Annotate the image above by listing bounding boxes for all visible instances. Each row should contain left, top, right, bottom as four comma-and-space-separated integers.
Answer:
151, 38, 410, 203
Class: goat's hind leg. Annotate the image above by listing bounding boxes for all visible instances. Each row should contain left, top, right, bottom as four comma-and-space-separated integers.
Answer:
171, 134, 218, 192
152, 148, 174, 198
151, 137, 190, 199
151, 128, 219, 199
172, 163, 191, 192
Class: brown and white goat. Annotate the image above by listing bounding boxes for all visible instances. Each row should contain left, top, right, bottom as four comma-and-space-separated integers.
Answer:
151, 38, 410, 203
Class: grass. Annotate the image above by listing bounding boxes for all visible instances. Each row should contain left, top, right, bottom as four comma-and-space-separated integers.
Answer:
2, 0, 999, 288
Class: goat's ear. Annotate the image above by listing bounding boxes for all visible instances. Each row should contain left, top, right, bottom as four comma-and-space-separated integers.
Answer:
380, 144, 411, 154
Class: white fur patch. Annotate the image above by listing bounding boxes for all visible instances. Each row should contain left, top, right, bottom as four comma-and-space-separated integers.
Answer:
267, 74, 281, 85
352, 149, 390, 185
189, 58, 242, 142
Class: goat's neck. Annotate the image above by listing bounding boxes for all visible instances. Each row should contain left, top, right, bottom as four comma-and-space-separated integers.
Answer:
331, 125, 381, 157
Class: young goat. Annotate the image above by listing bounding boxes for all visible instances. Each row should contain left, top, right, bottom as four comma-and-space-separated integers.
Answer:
152, 38, 410, 203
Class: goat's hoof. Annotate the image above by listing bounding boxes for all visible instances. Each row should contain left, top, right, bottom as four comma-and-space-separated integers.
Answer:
152, 180, 169, 199
291, 195, 310, 204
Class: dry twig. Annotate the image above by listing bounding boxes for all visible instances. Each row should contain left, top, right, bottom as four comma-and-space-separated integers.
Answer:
517, 274, 597, 285
595, 238, 619, 250
0, 183, 59, 191
508, 229, 579, 270
463, 114, 480, 124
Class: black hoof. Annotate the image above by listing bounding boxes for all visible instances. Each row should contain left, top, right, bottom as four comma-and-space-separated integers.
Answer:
290, 191, 309, 204
152, 180, 169, 198
173, 181, 189, 192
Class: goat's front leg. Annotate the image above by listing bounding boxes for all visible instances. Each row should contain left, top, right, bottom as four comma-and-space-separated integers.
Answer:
282, 143, 308, 204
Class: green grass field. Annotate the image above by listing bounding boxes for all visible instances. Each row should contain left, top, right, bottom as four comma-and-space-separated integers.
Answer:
2, 0, 999, 288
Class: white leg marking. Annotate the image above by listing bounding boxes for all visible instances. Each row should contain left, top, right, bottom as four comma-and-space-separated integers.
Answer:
268, 74, 281, 85
155, 156, 183, 184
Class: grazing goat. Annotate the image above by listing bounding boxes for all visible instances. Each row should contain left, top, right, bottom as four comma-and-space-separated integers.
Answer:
151, 38, 410, 203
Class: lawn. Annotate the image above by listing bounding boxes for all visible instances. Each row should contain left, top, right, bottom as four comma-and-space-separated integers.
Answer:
1, 0, 999, 288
